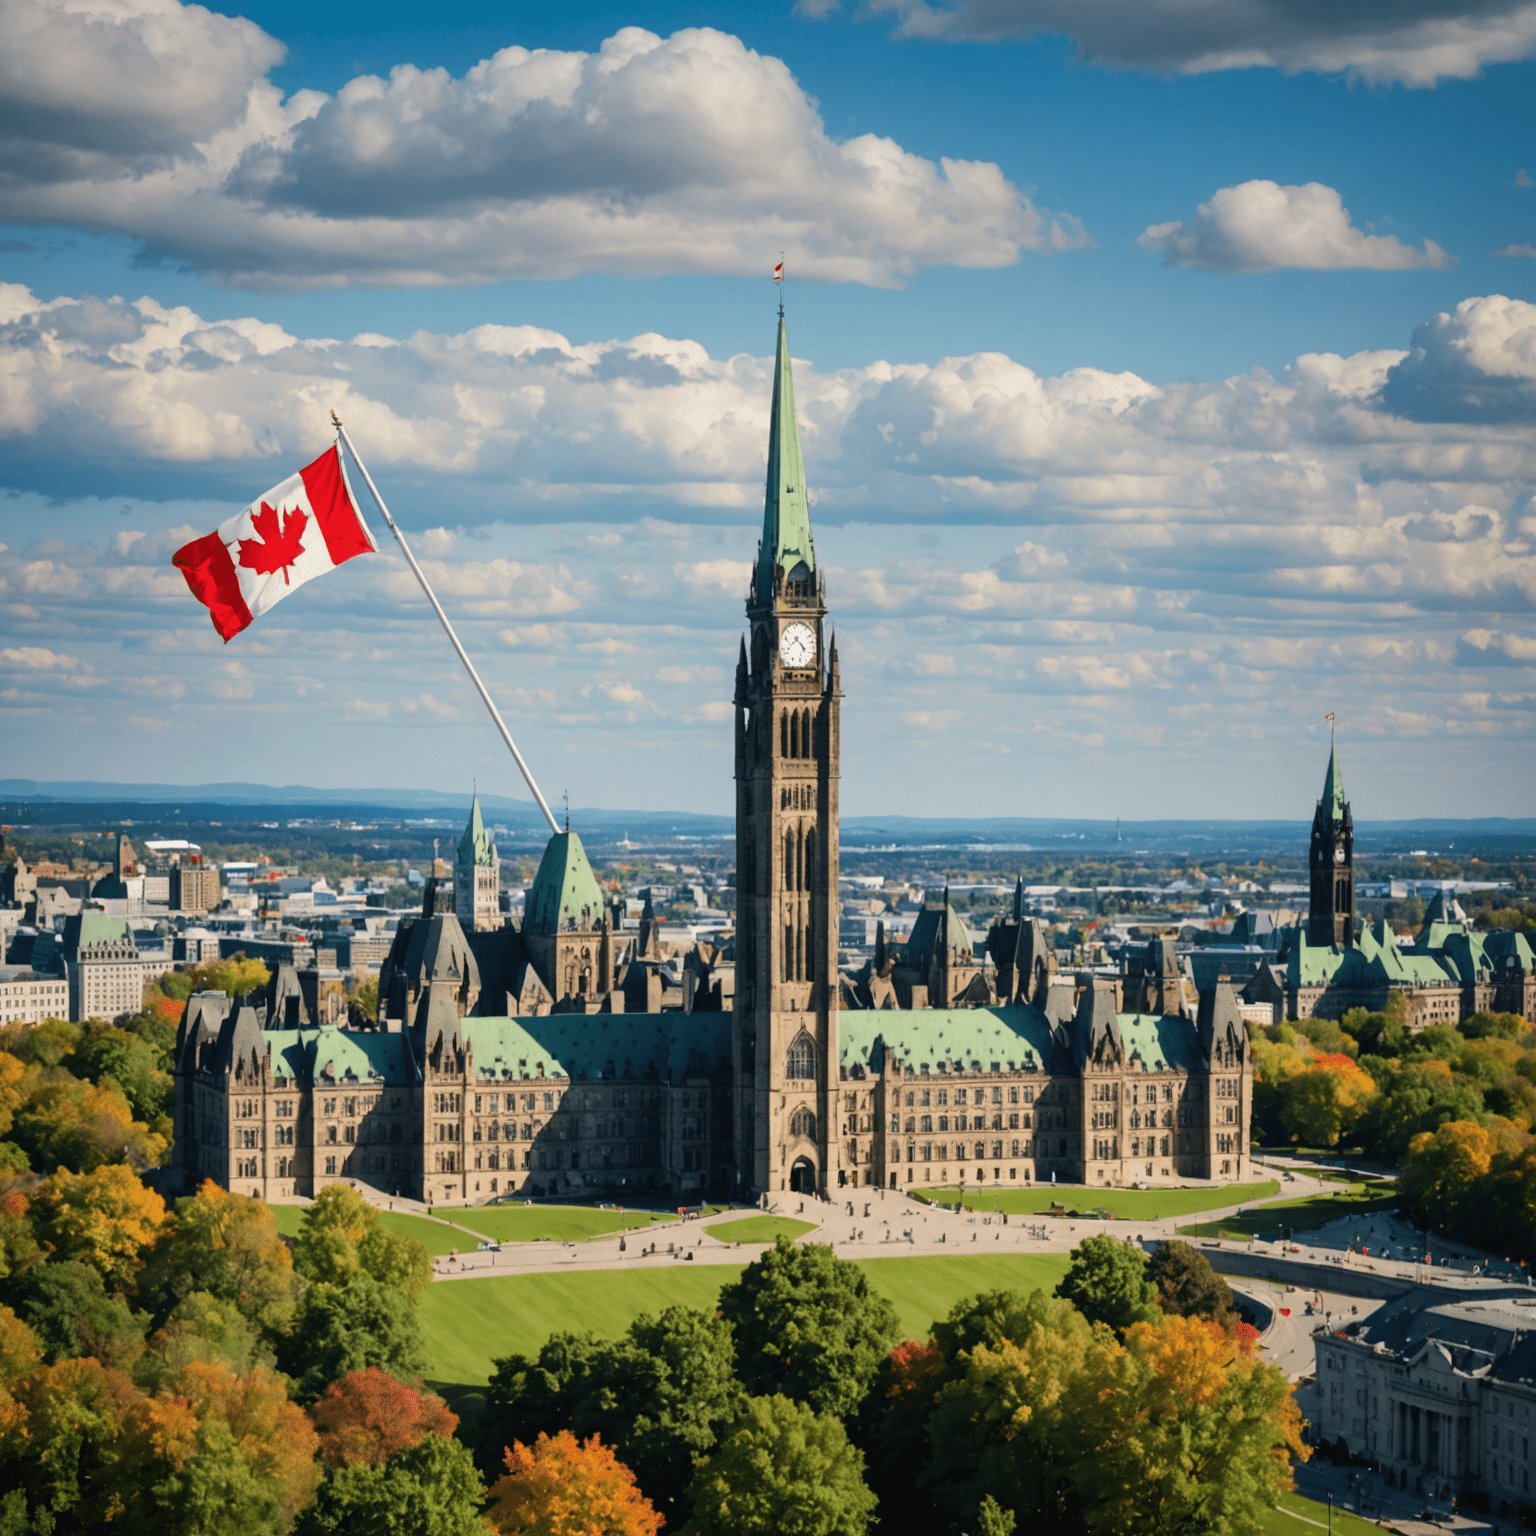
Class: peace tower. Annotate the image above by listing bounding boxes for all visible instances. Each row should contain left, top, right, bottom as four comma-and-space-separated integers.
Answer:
732, 313, 842, 1196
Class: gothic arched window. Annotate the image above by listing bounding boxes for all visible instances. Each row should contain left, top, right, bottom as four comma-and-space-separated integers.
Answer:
781, 712, 789, 758
805, 830, 815, 893
786, 1034, 815, 1080
790, 1107, 816, 1138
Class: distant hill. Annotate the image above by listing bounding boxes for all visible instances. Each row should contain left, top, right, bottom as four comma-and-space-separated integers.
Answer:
3, 779, 1533, 854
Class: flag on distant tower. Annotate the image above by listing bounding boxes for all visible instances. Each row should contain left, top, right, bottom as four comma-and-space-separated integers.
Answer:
172, 447, 377, 642
1325, 712, 1335, 723
774, 260, 784, 282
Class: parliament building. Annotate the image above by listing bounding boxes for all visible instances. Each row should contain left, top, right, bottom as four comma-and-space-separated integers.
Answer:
170, 316, 1256, 1207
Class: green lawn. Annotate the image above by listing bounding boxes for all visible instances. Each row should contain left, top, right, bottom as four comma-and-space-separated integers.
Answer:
451, 1205, 680, 1244
418, 1251, 1071, 1389
1179, 1181, 1398, 1241
1260, 1489, 1381, 1536
266, 1203, 473, 1256
912, 1179, 1280, 1220
707, 1216, 818, 1244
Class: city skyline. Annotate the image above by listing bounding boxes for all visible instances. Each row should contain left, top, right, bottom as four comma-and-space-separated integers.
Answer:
2, 0, 1534, 819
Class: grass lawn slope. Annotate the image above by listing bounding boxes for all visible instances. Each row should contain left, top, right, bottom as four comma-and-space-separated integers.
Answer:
1260, 1490, 1379, 1536
1179, 1180, 1398, 1241
268, 1204, 476, 1257
707, 1216, 817, 1244
914, 1180, 1280, 1221
454, 1206, 680, 1244
419, 1251, 1071, 1389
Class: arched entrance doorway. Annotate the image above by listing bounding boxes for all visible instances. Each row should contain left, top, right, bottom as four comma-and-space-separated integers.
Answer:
789, 1157, 817, 1194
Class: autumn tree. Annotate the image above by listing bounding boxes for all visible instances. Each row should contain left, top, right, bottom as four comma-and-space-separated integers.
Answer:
1055, 1234, 1160, 1332
487, 1430, 662, 1536
310, 1366, 458, 1467
718, 1237, 901, 1418
11, 1076, 167, 1173
1279, 1053, 1375, 1148
922, 1297, 1305, 1536
0, 1356, 142, 1529
294, 1184, 432, 1301
110, 1360, 322, 1536
137, 1180, 298, 1332
32, 1162, 166, 1290
681, 1395, 877, 1536
299, 1434, 487, 1536
187, 956, 270, 998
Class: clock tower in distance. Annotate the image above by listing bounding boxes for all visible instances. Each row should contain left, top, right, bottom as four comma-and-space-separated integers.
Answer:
733, 313, 841, 1198
1307, 732, 1355, 949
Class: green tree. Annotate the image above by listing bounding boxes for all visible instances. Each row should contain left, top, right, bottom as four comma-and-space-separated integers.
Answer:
134, 1290, 270, 1391
1055, 1234, 1159, 1332
137, 1181, 298, 1333
296, 1432, 487, 1536
73, 1023, 173, 1125
278, 1274, 426, 1402
1355, 1059, 1484, 1161
718, 1237, 900, 1418
4, 1258, 146, 1369
1460, 1011, 1531, 1041
681, 1395, 877, 1536
294, 1185, 432, 1301
1145, 1242, 1236, 1326
481, 1305, 744, 1519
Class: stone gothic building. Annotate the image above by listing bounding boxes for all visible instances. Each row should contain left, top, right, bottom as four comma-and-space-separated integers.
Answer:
171, 312, 1255, 1208
1243, 744, 1536, 1029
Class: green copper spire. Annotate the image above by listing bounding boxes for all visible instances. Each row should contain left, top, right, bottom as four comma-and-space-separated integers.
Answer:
457, 792, 494, 869
1321, 733, 1346, 821
758, 314, 816, 594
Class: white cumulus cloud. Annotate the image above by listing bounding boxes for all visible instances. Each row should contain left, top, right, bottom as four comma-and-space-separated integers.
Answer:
0, 4, 1085, 288
865, 0, 1536, 87
1138, 181, 1455, 273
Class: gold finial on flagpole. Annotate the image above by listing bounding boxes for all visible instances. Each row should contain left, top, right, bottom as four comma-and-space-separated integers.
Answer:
330, 408, 343, 431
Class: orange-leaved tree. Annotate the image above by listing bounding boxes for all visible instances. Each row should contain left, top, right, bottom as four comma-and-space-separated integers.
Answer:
309, 1366, 458, 1467
1279, 1053, 1375, 1148
112, 1360, 322, 1534
34, 1163, 166, 1290
486, 1431, 662, 1536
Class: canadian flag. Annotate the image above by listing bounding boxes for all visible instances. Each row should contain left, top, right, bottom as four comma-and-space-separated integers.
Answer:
173, 446, 377, 642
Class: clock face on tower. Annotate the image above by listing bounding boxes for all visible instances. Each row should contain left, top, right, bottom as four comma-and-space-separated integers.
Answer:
1334, 844, 1345, 864
779, 621, 816, 669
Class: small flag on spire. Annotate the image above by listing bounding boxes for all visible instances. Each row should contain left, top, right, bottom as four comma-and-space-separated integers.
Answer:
1325, 712, 1335, 722
774, 260, 784, 283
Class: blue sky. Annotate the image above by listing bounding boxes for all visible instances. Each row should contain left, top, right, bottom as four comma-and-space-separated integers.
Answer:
2, 0, 1534, 818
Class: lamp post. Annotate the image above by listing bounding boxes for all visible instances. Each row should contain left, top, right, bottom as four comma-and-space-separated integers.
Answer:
1327, 1490, 1333, 1536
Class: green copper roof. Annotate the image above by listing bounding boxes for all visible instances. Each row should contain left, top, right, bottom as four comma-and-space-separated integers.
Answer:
524, 830, 605, 934
457, 793, 494, 869
839, 1005, 1057, 1074
1320, 736, 1346, 821
265, 1026, 415, 1084
462, 1013, 730, 1083
758, 315, 816, 592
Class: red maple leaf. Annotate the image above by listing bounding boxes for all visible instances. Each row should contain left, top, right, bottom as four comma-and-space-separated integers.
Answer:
238, 501, 309, 584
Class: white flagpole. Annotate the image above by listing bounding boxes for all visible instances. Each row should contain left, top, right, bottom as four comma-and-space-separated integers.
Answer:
331, 414, 561, 837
